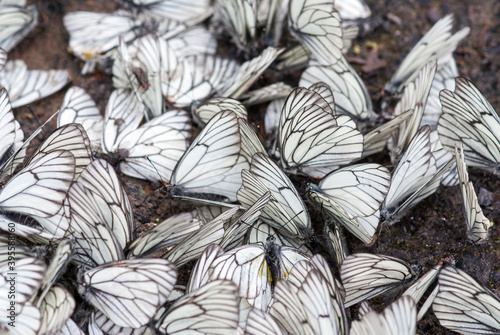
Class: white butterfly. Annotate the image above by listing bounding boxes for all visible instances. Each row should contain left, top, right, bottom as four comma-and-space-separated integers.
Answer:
238, 152, 312, 243
245, 308, 287, 335
334, 0, 371, 22
193, 97, 248, 127
381, 126, 453, 223
350, 296, 416, 335
124, 0, 211, 22
340, 253, 416, 307
79, 258, 177, 329
0, 4, 38, 52
438, 77, 500, 172
455, 143, 491, 243
0, 48, 6, 70
66, 158, 134, 268
308, 163, 391, 244
214, 0, 257, 50
156, 279, 240, 334
383, 14, 469, 97
170, 110, 248, 202
0, 59, 69, 108
433, 266, 500, 335
278, 86, 364, 178
58, 87, 191, 182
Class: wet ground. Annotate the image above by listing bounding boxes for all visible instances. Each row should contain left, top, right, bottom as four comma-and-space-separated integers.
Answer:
12, 0, 500, 333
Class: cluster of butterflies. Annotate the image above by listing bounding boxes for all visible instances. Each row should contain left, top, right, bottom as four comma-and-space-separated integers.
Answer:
0, 0, 499, 334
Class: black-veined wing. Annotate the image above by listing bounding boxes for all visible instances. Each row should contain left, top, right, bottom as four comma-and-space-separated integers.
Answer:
214, 0, 257, 51
79, 258, 177, 329
433, 266, 500, 334
165, 206, 240, 267
389, 61, 437, 164
36, 285, 75, 335
0, 59, 69, 109
66, 159, 133, 267
57, 86, 103, 148
170, 110, 247, 202
0, 4, 38, 52
193, 97, 247, 127
0, 48, 6, 70
300, 58, 376, 123
217, 47, 282, 99
308, 163, 390, 244
438, 77, 500, 171
237, 152, 312, 242
455, 143, 490, 243
56, 318, 86, 335
185, 244, 224, 294
87, 310, 155, 335
288, 0, 342, 65
278, 87, 363, 178
207, 240, 310, 310
101, 89, 145, 154
124, 0, 211, 22
429, 129, 458, 186
63, 10, 144, 74
156, 279, 239, 334
245, 308, 286, 335
0, 88, 21, 177
350, 296, 416, 335
334, 0, 371, 22
340, 253, 416, 307
0, 300, 40, 335
115, 109, 191, 182
362, 110, 413, 158
240, 82, 293, 106
26, 123, 92, 180
421, 54, 458, 129
381, 126, 437, 222
126, 211, 201, 258
384, 14, 469, 96
324, 220, 349, 268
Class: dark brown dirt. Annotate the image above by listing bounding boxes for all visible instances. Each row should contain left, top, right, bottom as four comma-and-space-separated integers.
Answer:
11, 0, 500, 334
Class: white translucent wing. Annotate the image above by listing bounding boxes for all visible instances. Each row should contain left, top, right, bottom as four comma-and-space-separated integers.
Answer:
268, 280, 315, 335
309, 163, 390, 244
0, 150, 75, 219
288, 0, 342, 65
186, 244, 224, 294
170, 110, 245, 202
390, 61, 437, 163
10, 69, 69, 108
0, 88, 17, 170
421, 54, 458, 128
57, 86, 103, 147
214, 0, 257, 50
0, 60, 27, 101
79, 258, 177, 329
117, 109, 191, 181
279, 89, 363, 177
433, 267, 500, 335
334, 0, 371, 21
193, 97, 248, 127
207, 244, 271, 310
0, 300, 40, 335
129, 0, 211, 22
27, 123, 92, 180
438, 77, 500, 170
102, 89, 145, 154
217, 47, 281, 99
63, 11, 143, 70
157, 279, 239, 334
300, 59, 376, 122
55, 318, 85, 335
384, 14, 470, 95
166, 206, 240, 267
455, 143, 490, 243
126, 211, 201, 258
0, 256, 46, 306
241, 82, 293, 106
246, 308, 286, 335
87, 310, 156, 335
382, 126, 436, 222
0, 48, 6, 71
37, 285, 75, 335
340, 253, 415, 308
350, 296, 417, 335
237, 152, 312, 241
0, 4, 38, 52
362, 110, 413, 158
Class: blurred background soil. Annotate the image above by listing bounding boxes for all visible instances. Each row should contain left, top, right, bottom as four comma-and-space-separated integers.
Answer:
10, 0, 500, 334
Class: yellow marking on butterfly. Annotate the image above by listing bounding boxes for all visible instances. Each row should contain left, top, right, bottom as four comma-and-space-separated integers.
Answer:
489, 220, 494, 228
258, 261, 272, 286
